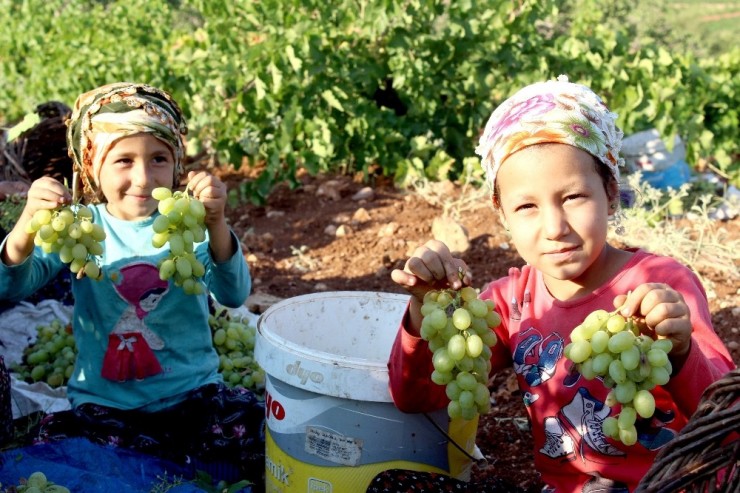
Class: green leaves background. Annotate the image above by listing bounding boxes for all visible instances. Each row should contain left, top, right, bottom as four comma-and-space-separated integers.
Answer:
1, 0, 738, 202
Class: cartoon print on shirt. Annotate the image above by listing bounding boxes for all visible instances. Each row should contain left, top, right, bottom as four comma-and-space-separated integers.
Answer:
101, 262, 168, 381
513, 327, 564, 388
635, 407, 677, 450
510, 295, 522, 321
508, 281, 530, 321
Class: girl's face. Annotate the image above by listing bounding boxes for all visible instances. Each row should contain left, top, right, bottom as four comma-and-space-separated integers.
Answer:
98, 133, 176, 221
496, 143, 618, 299
140, 289, 165, 312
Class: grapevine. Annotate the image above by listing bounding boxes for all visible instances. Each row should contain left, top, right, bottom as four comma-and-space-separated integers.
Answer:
11, 319, 76, 388
150, 187, 207, 295
420, 285, 500, 420
25, 203, 105, 280
564, 304, 673, 446
209, 307, 266, 395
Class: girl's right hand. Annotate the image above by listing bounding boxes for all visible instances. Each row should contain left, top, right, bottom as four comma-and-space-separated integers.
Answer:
391, 239, 472, 303
2, 177, 70, 266
391, 240, 472, 337
19, 177, 71, 229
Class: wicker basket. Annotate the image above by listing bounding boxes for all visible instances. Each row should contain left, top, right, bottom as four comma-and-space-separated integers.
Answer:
635, 368, 739, 493
1, 101, 72, 184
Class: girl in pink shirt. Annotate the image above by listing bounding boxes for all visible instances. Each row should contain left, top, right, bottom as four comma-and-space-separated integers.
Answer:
372, 76, 735, 493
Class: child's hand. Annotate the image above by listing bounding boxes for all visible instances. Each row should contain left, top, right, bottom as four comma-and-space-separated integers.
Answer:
186, 171, 227, 227
20, 177, 70, 228
391, 239, 472, 303
614, 283, 692, 362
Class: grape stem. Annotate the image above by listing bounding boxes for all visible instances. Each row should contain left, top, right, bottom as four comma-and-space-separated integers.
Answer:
71, 172, 79, 203
614, 290, 632, 315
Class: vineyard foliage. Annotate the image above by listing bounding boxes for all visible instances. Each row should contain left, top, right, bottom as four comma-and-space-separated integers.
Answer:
1, 0, 738, 202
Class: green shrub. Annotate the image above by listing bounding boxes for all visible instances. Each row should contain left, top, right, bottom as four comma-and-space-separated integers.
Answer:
1, 0, 737, 203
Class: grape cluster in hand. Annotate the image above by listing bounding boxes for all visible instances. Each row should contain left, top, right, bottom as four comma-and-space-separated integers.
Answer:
210, 307, 266, 394
12, 319, 77, 388
420, 286, 500, 420
565, 308, 673, 445
151, 187, 207, 295
25, 203, 105, 279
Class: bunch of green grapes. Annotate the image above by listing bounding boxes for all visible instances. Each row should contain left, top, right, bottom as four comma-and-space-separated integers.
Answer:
25, 203, 105, 279
564, 308, 673, 445
2, 471, 71, 493
420, 286, 500, 420
12, 319, 77, 388
150, 187, 207, 295
209, 308, 265, 395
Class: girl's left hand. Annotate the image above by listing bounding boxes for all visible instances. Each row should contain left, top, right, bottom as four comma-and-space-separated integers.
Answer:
614, 283, 692, 364
186, 171, 227, 226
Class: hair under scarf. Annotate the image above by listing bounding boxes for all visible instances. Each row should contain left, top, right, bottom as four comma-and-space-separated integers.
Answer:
475, 75, 624, 193
66, 82, 187, 202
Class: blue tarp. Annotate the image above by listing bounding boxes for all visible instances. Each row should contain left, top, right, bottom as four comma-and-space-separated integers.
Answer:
0, 438, 217, 492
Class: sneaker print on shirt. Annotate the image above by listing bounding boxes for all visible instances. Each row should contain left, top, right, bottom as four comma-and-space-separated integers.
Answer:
560, 387, 625, 463
581, 474, 630, 493
540, 416, 576, 462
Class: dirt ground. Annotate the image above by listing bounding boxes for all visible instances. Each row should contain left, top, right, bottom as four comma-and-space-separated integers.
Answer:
220, 168, 739, 491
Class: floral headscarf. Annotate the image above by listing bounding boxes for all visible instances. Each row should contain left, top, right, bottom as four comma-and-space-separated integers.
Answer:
475, 75, 624, 193
66, 82, 187, 201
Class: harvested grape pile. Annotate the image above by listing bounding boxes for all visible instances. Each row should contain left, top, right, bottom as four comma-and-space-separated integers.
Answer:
220, 169, 739, 491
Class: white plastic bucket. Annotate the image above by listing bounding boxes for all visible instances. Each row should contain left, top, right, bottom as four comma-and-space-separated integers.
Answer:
255, 291, 478, 493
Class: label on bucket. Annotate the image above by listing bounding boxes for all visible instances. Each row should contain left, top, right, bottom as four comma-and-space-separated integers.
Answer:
305, 427, 362, 466
264, 376, 478, 493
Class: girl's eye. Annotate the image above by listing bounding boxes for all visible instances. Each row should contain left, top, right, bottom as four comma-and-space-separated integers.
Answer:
514, 203, 535, 212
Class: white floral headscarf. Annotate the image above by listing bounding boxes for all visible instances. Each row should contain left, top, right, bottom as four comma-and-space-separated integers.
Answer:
475, 75, 624, 192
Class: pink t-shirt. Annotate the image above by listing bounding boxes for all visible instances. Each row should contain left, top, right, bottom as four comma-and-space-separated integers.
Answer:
388, 249, 735, 492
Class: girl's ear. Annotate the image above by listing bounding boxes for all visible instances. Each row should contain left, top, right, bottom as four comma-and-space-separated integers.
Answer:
607, 177, 620, 216
492, 195, 509, 231
497, 210, 509, 232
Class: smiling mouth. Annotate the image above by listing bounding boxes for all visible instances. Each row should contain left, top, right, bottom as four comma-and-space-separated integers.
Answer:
546, 246, 578, 255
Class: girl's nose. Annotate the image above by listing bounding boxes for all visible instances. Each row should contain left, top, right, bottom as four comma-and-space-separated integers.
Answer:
131, 162, 151, 186
542, 206, 570, 240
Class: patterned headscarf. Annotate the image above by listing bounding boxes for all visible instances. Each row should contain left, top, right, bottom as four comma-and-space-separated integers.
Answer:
66, 82, 187, 201
475, 75, 624, 193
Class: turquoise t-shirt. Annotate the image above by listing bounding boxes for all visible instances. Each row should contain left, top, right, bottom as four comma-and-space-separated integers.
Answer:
0, 204, 250, 411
